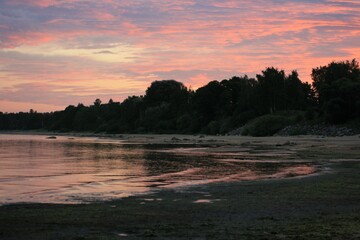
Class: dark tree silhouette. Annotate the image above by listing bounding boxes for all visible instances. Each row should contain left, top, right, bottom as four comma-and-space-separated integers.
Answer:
256, 67, 286, 113
1, 60, 358, 134
94, 98, 102, 107
311, 59, 360, 123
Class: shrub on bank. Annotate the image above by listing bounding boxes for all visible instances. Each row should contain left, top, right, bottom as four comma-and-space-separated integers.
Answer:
242, 114, 293, 137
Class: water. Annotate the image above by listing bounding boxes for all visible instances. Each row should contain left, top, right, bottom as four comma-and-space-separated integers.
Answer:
0, 134, 316, 204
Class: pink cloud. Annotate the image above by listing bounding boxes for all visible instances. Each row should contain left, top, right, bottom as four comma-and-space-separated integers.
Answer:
4, 0, 79, 8
0, 0, 359, 111
1, 33, 56, 48
6, 0, 54, 7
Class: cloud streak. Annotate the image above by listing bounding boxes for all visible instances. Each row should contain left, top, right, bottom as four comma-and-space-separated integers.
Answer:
0, 0, 359, 112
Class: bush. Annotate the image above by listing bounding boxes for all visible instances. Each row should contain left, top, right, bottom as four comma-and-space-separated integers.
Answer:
208, 121, 220, 135
325, 98, 348, 123
219, 118, 234, 134
286, 127, 308, 136
242, 115, 292, 136
233, 110, 259, 125
202, 121, 220, 135
305, 108, 317, 120
176, 114, 192, 132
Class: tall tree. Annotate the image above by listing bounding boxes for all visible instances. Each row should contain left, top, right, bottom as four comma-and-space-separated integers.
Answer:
284, 70, 313, 110
311, 59, 360, 123
144, 80, 189, 113
191, 80, 224, 125
256, 67, 286, 113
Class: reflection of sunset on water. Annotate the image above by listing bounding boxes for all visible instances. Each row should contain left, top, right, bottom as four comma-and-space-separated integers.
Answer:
0, 134, 320, 204
0, 135, 149, 203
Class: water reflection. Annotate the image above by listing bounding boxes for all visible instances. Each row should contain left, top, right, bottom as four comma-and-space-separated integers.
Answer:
0, 134, 317, 204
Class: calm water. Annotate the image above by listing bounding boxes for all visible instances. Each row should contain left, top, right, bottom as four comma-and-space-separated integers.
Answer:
0, 134, 316, 204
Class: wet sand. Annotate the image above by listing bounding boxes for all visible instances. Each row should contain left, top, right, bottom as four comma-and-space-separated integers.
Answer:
0, 132, 359, 239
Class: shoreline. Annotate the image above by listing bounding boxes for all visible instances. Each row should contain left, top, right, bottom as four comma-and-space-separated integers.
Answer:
2, 129, 359, 143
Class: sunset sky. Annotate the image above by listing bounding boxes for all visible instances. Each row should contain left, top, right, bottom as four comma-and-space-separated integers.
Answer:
0, 0, 359, 112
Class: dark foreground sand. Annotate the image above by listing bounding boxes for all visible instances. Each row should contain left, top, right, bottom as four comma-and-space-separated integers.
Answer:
0, 133, 359, 239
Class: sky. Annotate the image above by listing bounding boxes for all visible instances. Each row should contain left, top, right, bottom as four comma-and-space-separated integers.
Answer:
0, 0, 359, 112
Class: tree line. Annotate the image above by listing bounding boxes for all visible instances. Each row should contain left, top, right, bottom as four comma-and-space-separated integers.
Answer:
1, 59, 359, 135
